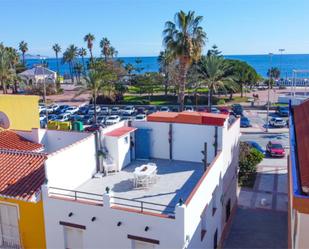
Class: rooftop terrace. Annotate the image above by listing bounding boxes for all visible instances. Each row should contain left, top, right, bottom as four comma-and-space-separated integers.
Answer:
49, 159, 204, 215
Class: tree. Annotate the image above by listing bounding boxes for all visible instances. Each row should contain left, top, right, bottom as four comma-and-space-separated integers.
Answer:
109, 46, 118, 58
19, 41, 28, 65
267, 67, 280, 87
73, 62, 83, 84
207, 44, 222, 57
133, 72, 163, 98
79, 48, 87, 75
198, 55, 233, 109
134, 58, 144, 74
158, 50, 173, 96
52, 43, 61, 75
100, 37, 110, 61
84, 33, 95, 62
0, 44, 11, 94
224, 59, 259, 97
62, 45, 78, 82
163, 10, 206, 111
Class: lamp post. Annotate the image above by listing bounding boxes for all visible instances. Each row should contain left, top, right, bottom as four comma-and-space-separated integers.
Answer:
278, 48, 285, 85
39, 55, 48, 126
266, 53, 273, 133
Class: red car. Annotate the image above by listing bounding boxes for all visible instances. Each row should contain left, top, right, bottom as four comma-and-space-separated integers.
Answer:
219, 108, 230, 115
266, 142, 285, 157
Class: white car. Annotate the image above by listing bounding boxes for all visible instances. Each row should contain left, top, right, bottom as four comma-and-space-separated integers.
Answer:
135, 114, 146, 121
160, 106, 170, 112
111, 107, 120, 115
88, 105, 101, 114
184, 106, 194, 112
50, 104, 59, 112
105, 115, 121, 125
39, 104, 46, 113
100, 107, 110, 115
57, 113, 70, 122
122, 106, 135, 115
65, 106, 79, 115
269, 117, 286, 128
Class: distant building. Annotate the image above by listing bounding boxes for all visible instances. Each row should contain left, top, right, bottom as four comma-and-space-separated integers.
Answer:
19, 66, 57, 85
288, 99, 309, 248
43, 112, 240, 249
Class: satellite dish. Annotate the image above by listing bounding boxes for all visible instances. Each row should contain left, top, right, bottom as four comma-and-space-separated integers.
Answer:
0, 112, 10, 129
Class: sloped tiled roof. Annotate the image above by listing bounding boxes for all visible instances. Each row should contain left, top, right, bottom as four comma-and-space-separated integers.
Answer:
147, 111, 228, 126
293, 99, 309, 190
0, 149, 46, 201
0, 130, 43, 151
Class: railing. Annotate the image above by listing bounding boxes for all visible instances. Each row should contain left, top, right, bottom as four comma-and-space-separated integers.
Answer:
111, 196, 176, 217
48, 187, 103, 203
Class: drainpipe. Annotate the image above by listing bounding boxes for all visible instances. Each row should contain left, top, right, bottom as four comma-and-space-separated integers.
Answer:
94, 131, 101, 173
169, 123, 173, 160
214, 126, 218, 157
201, 142, 208, 171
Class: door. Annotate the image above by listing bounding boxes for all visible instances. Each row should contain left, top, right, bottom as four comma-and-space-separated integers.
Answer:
226, 199, 231, 222
213, 229, 218, 249
135, 129, 151, 159
133, 240, 155, 249
64, 226, 83, 249
0, 204, 20, 247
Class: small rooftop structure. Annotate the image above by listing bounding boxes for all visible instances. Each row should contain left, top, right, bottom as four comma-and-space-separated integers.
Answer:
19, 66, 57, 85
105, 126, 137, 138
147, 111, 228, 126
0, 149, 46, 201
0, 130, 43, 151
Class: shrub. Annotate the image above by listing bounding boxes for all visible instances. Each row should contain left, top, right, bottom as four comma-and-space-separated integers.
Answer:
217, 99, 226, 105
238, 142, 264, 187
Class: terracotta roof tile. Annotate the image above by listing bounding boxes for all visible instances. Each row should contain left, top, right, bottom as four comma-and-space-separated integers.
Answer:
293, 99, 309, 189
0, 130, 43, 151
105, 127, 137, 137
0, 149, 46, 201
147, 111, 228, 126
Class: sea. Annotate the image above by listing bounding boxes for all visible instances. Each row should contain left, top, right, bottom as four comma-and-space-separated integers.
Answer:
25, 54, 309, 79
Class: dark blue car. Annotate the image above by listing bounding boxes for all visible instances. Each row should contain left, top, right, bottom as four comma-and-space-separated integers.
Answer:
240, 116, 252, 127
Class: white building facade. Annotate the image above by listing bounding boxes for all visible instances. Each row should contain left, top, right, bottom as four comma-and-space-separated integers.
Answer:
42, 112, 240, 249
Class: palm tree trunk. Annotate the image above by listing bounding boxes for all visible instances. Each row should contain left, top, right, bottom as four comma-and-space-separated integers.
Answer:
93, 93, 97, 124
82, 56, 86, 75
178, 59, 188, 111
56, 53, 60, 75
22, 53, 25, 65
240, 82, 243, 98
208, 88, 213, 110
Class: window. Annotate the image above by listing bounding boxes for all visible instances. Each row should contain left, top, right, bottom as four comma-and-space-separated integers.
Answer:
200, 205, 207, 241
213, 229, 218, 249
212, 189, 218, 216
133, 240, 155, 249
0, 204, 20, 248
64, 226, 83, 249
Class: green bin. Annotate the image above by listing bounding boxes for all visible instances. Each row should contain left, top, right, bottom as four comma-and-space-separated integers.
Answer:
72, 121, 84, 131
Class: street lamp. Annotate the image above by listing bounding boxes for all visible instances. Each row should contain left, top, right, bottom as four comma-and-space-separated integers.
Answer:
278, 48, 285, 83
266, 53, 273, 133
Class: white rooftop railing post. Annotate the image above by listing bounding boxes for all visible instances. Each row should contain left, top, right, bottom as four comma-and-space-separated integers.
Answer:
175, 201, 187, 246
103, 187, 112, 208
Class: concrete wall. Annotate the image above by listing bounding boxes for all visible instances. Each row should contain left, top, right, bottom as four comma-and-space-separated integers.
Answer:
45, 134, 97, 189
132, 121, 219, 163
42, 187, 185, 249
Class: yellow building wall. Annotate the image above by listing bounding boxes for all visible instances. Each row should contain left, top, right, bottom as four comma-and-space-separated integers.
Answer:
0, 197, 46, 249
0, 95, 39, 131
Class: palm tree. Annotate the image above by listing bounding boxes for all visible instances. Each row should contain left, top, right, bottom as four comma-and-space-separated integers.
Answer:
0, 44, 11, 94
62, 45, 78, 82
198, 55, 233, 109
19, 41, 28, 65
75, 69, 103, 124
109, 46, 118, 58
163, 10, 206, 111
158, 50, 173, 96
52, 43, 61, 75
79, 48, 87, 74
84, 33, 95, 61
100, 37, 110, 61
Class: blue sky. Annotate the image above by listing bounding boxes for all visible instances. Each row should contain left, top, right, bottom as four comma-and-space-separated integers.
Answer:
1, 0, 308, 57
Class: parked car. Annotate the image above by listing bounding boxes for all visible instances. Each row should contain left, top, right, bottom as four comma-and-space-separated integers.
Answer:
122, 106, 135, 115
136, 107, 146, 114
46, 105, 55, 113
56, 105, 70, 114
240, 116, 252, 127
147, 106, 157, 114
121, 113, 134, 121
82, 115, 94, 125
219, 108, 230, 115
65, 106, 79, 115
48, 114, 58, 121
85, 124, 104, 132
78, 105, 90, 115
246, 141, 265, 154
111, 107, 120, 115
39, 104, 46, 113
100, 107, 110, 115
56, 113, 70, 122
277, 106, 289, 117
266, 141, 285, 157
105, 115, 121, 125
160, 106, 170, 112
197, 107, 207, 112
97, 115, 106, 124
49, 104, 59, 112
269, 117, 286, 128
70, 114, 84, 122
232, 104, 243, 115
210, 107, 221, 114
135, 114, 147, 121
88, 105, 101, 115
